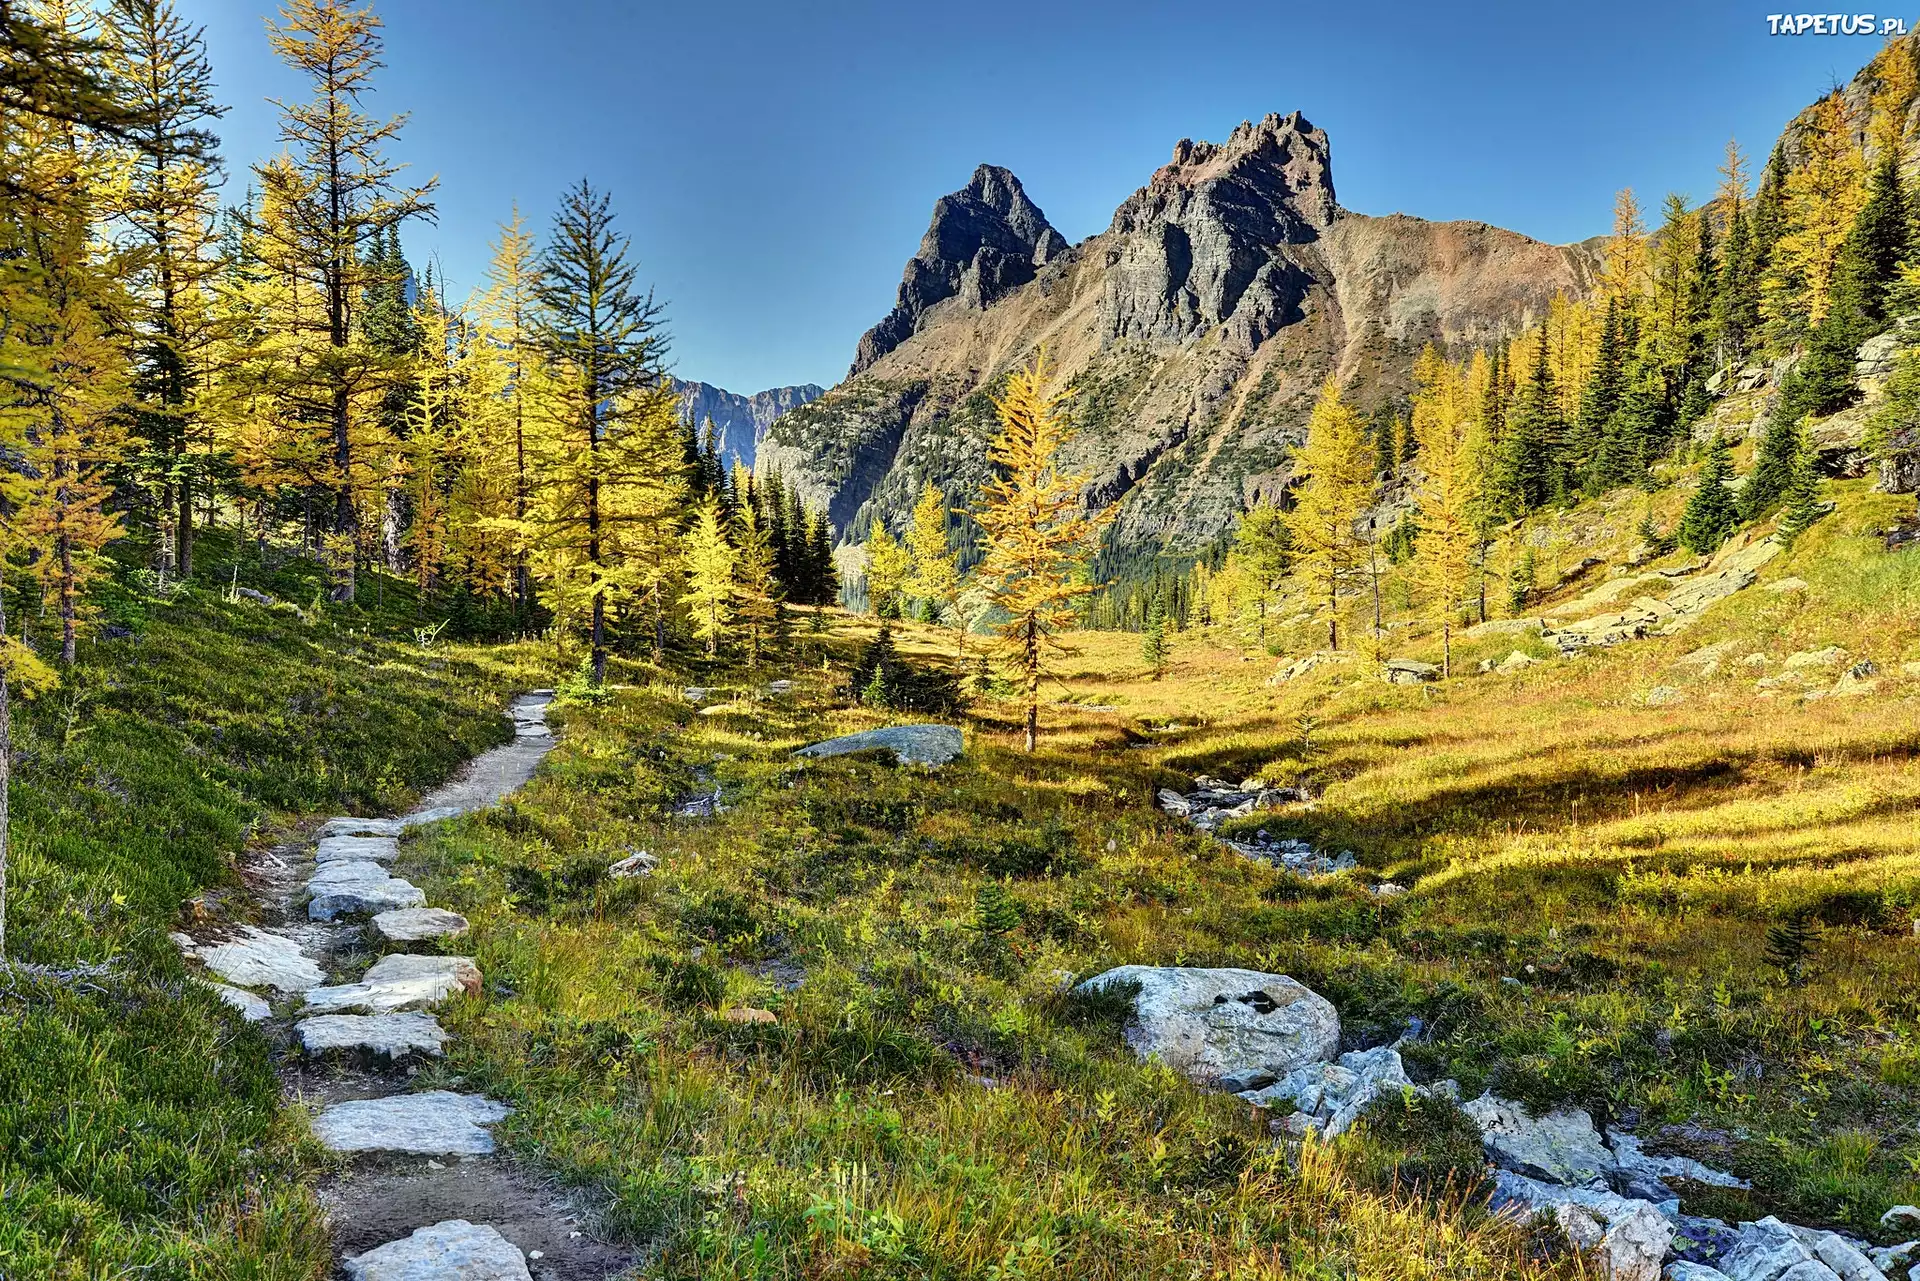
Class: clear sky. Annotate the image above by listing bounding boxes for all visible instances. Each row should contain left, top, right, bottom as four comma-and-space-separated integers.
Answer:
189, 0, 1897, 394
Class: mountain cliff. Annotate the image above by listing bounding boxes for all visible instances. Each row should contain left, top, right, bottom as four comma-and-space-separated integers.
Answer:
759, 112, 1601, 556
673, 379, 826, 468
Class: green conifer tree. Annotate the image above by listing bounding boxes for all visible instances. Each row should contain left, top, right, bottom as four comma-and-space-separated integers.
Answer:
1679, 435, 1739, 553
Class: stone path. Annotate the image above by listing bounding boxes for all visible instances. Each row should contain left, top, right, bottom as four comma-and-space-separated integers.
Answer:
169, 690, 629, 1278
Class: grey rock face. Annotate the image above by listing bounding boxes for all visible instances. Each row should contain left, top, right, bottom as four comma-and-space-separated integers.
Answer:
371, 906, 469, 943
795, 724, 963, 766
297, 1012, 448, 1058
1490, 1171, 1674, 1281
852, 164, 1068, 375
343, 1220, 531, 1281
1666, 1265, 1735, 1281
673, 379, 826, 469
1463, 1093, 1615, 1189
311, 1091, 510, 1155
1075, 965, 1339, 1086
179, 925, 323, 992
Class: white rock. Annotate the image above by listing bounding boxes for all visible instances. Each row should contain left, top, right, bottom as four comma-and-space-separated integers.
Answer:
607, 850, 657, 878
297, 1012, 447, 1058
1465, 1093, 1615, 1188
1075, 965, 1338, 1087
311, 1091, 510, 1155
1240, 1045, 1417, 1136
302, 954, 481, 1015
1646, 685, 1686, 707
343, 1219, 531, 1281
203, 980, 272, 1021
1720, 1217, 1838, 1281
1491, 1170, 1674, 1281
1782, 646, 1847, 672
1885, 1207, 1920, 1231
1666, 1265, 1735, 1281
315, 834, 400, 864
371, 907, 469, 943
308, 861, 426, 921
183, 925, 324, 992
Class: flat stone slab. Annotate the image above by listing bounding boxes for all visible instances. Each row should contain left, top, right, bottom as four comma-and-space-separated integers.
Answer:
322, 816, 404, 839
308, 861, 426, 921
401, 805, 465, 829
316, 834, 400, 864
302, 954, 482, 1015
371, 906, 469, 943
311, 1091, 510, 1155
297, 1012, 447, 1058
180, 925, 324, 992
343, 1219, 532, 1281
202, 980, 272, 1022
795, 724, 963, 766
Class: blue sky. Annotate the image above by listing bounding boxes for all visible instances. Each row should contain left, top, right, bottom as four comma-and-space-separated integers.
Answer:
190, 0, 1899, 393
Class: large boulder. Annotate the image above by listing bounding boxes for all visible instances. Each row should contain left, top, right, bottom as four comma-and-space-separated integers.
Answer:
1075, 965, 1338, 1088
1463, 1092, 1616, 1189
1491, 1171, 1674, 1281
343, 1220, 531, 1281
795, 724, 963, 767
1383, 659, 1440, 685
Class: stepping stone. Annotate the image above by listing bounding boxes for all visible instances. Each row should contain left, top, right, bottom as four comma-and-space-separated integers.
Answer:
202, 980, 272, 1022
296, 1012, 447, 1058
178, 924, 324, 992
401, 805, 465, 829
371, 906, 469, 943
311, 1091, 510, 1155
302, 953, 482, 1014
316, 834, 400, 864
322, 816, 404, 839
343, 1219, 531, 1281
308, 861, 426, 921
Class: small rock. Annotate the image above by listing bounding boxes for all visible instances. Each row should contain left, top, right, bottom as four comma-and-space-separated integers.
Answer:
1782, 646, 1847, 672
1490, 1170, 1673, 1281
312, 1091, 511, 1156
1607, 1129, 1748, 1190
322, 815, 405, 839
371, 907, 470, 943
1720, 1217, 1839, 1281
307, 861, 426, 921
1383, 659, 1441, 685
1664, 1265, 1734, 1281
766, 680, 792, 695
1646, 686, 1686, 707
1370, 881, 1407, 897
1886, 1207, 1920, 1231
1239, 1045, 1424, 1137
607, 850, 657, 879
721, 1007, 777, 1025
232, 586, 276, 605
401, 805, 466, 829
204, 981, 272, 1022
1075, 965, 1339, 1087
302, 954, 482, 1015
342, 1219, 531, 1281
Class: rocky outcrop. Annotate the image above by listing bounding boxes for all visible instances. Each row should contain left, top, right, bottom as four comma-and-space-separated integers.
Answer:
1465, 1092, 1618, 1190
1490, 1171, 1674, 1281
673, 379, 826, 469
765, 113, 1598, 557
851, 165, 1068, 376
794, 723, 963, 766
1074, 965, 1339, 1088
1239, 1045, 1455, 1137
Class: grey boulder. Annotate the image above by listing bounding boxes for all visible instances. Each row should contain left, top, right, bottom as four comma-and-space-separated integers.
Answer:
307, 861, 425, 921
796, 724, 964, 767
343, 1220, 531, 1281
1383, 659, 1441, 684
1075, 965, 1338, 1087
1464, 1092, 1615, 1189
1239, 1045, 1436, 1137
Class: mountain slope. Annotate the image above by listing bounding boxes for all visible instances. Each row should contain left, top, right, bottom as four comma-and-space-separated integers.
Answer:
673, 379, 826, 468
761, 112, 1600, 556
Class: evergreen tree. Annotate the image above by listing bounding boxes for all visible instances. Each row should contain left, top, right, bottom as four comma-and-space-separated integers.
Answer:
735, 498, 780, 666
1373, 409, 1398, 478
530, 179, 681, 683
1741, 399, 1804, 521
1496, 328, 1563, 514
1141, 596, 1168, 677
1776, 424, 1827, 543
1571, 297, 1623, 484
1679, 435, 1739, 553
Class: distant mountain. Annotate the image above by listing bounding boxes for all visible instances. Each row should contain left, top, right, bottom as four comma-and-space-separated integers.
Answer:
760, 114, 1600, 556
672, 379, 825, 469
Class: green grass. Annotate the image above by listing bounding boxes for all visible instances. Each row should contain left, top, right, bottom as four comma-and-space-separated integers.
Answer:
0, 532, 542, 1277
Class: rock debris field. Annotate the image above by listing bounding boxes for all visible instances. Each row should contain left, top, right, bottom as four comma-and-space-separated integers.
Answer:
170, 691, 629, 1280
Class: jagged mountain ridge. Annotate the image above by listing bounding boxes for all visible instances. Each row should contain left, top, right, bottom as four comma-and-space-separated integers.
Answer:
760, 111, 1602, 557
673, 379, 825, 469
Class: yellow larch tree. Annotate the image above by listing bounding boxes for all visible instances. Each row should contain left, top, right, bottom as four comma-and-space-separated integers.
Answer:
733, 500, 779, 668
975, 354, 1110, 752
469, 207, 541, 619
1600, 188, 1649, 313
1409, 347, 1483, 677
1285, 378, 1374, 651
1765, 91, 1867, 332
904, 480, 965, 660
863, 521, 911, 618
679, 495, 734, 658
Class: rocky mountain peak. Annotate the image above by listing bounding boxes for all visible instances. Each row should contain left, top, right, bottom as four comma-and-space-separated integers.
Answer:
1152, 111, 1337, 228
850, 163, 1068, 376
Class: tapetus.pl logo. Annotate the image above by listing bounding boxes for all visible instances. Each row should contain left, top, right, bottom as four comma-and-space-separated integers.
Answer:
1765, 12, 1912, 33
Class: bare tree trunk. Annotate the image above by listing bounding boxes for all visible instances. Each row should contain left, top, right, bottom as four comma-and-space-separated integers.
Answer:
1023, 617, 1039, 752
1443, 621, 1452, 680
